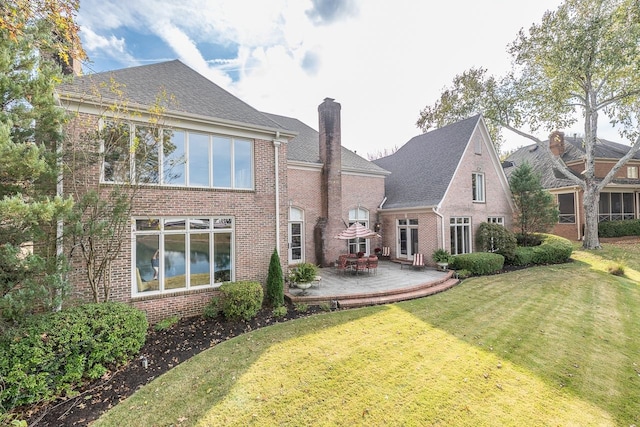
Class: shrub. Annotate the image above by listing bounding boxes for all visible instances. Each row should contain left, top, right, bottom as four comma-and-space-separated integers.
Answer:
219, 281, 264, 321
598, 219, 640, 238
272, 305, 288, 318
475, 223, 517, 261
154, 315, 179, 331
510, 234, 573, 266
289, 262, 318, 284
432, 248, 451, 264
319, 302, 332, 312
294, 302, 309, 313
266, 249, 284, 307
202, 296, 220, 319
449, 252, 504, 276
0, 302, 147, 410
455, 269, 471, 279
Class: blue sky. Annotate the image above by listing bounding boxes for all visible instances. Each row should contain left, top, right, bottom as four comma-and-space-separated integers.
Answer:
76, 0, 602, 156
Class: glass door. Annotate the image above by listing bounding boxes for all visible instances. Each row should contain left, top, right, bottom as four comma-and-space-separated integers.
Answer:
397, 219, 419, 259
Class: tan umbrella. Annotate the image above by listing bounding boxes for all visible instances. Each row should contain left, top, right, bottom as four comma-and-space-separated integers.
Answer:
334, 223, 381, 240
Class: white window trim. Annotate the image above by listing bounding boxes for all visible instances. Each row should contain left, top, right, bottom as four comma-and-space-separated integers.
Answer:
450, 216, 472, 255
472, 172, 485, 203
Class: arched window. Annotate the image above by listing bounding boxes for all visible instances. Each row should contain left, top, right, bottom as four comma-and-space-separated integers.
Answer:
288, 207, 304, 264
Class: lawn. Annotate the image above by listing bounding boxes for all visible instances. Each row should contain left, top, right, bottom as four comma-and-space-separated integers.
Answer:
95, 243, 640, 426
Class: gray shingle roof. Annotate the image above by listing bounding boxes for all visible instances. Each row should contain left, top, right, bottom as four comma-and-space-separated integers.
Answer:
373, 115, 481, 209
263, 112, 389, 175
58, 60, 285, 131
503, 135, 640, 189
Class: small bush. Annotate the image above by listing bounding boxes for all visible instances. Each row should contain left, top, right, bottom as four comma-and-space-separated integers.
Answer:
319, 302, 332, 312
202, 296, 220, 319
289, 263, 318, 284
0, 302, 147, 410
294, 302, 309, 313
272, 305, 288, 318
449, 252, 504, 275
455, 269, 471, 279
598, 219, 640, 238
154, 315, 179, 331
475, 223, 517, 261
432, 249, 451, 264
608, 263, 625, 276
510, 234, 573, 266
219, 281, 264, 321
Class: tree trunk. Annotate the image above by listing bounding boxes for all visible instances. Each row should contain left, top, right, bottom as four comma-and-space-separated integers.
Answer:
582, 182, 601, 250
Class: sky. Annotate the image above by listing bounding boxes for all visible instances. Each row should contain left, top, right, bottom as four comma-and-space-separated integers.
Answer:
76, 0, 596, 157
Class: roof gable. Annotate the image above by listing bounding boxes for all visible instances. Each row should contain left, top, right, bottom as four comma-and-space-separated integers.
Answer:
373, 115, 482, 209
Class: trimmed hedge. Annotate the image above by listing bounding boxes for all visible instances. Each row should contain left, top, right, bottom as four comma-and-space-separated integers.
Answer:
510, 233, 573, 266
598, 219, 640, 238
450, 252, 505, 276
219, 281, 264, 321
475, 223, 517, 261
0, 302, 147, 410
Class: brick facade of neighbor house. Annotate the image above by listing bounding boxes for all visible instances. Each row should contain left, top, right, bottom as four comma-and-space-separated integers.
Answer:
504, 131, 640, 241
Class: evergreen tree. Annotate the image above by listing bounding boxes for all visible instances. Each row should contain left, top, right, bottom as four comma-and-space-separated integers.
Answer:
0, 0, 84, 324
510, 163, 559, 246
266, 249, 284, 307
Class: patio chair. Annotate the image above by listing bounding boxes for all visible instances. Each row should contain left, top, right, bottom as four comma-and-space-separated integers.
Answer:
367, 255, 378, 275
412, 253, 425, 270
381, 247, 391, 259
356, 257, 368, 275
336, 255, 353, 275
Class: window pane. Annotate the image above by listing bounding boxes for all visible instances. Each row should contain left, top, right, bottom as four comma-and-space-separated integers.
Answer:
102, 121, 130, 182
136, 218, 160, 231
135, 235, 159, 291
558, 193, 575, 214
165, 219, 186, 230
189, 133, 210, 186
163, 130, 186, 185
611, 193, 622, 214
234, 139, 252, 189
164, 234, 186, 290
623, 193, 634, 214
214, 233, 232, 283
134, 126, 160, 183
213, 218, 233, 229
213, 136, 232, 187
190, 233, 210, 286
189, 218, 210, 229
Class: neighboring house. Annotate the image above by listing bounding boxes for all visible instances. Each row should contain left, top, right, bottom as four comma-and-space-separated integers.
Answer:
503, 131, 640, 240
373, 115, 515, 263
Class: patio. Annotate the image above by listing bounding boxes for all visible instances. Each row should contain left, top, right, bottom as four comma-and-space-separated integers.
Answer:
285, 260, 459, 309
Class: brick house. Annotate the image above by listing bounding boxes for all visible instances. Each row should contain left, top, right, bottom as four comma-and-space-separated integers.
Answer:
503, 131, 640, 240
373, 115, 515, 263
59, 60, 512, 321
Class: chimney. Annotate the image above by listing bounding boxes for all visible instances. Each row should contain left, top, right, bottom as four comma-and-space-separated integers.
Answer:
315, 98, 343, 267
549, 131, 565, 156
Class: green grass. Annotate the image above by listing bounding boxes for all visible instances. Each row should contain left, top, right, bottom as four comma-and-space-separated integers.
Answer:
96, 243, 640, 426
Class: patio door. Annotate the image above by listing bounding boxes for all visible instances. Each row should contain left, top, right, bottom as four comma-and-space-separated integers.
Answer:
288, 207, 304, 264
398, 219, 419, 259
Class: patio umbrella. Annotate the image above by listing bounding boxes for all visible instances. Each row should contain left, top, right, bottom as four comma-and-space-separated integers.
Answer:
334, 222, 381, 240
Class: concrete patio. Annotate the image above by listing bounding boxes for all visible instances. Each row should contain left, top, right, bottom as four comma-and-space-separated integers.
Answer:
285, 260, 459, 308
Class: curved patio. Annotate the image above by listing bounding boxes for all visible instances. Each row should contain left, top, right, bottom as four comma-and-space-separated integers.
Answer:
285, 260, 459, 309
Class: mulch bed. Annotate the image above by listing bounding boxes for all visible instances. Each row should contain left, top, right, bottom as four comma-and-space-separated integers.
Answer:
20, 303, 325, 427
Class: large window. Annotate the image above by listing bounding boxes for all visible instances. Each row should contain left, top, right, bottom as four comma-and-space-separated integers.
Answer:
101, 121, 253, 189
288, 207, 304, 264
472, 172, 485, 202
450, 217, 471, 255
557, 193, 576, 223
133, 217, 233, 295
348, 207, 369, 255
599, 192, 635, 221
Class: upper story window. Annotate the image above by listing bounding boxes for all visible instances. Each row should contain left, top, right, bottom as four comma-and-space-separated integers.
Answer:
472, 172, 485, 202
101, 121, 253, 190
627, 166, 638, 179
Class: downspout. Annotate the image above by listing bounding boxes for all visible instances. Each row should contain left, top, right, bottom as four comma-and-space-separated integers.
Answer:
273, 133, 281, 254
434, 206, 445, 250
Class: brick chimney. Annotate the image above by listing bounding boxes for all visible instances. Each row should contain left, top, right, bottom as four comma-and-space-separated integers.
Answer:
315, 98, 343, 267
549, 131, 565, 156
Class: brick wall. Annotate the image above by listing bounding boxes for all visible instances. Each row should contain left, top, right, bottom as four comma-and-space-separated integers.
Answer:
64, 112, 288, 323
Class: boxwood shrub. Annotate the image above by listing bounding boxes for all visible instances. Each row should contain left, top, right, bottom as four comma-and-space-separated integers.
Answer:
510, 233, 573, 266
450, 252, 504, 276
475, 222, 517, 261
219, 281, 264, 321
0, 302, 147, 410
598, 219, 640, 238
